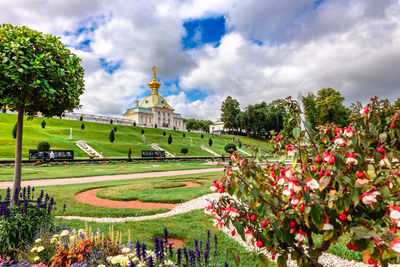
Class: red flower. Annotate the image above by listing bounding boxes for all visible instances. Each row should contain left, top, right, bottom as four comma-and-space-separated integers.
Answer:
356, 171, 364, 178
368, 259, 374, 264
231, 230, 236, 236
339, 213, 347, 221
256, 239, 263, 248
391, 123, 396, 129
262, 219, 268, 227
377, 146, 385, 153
250, 214, 256, 221
290, 221, 296, 228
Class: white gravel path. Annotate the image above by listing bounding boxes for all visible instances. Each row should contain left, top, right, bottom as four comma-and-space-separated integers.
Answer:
58, 193, 400, 267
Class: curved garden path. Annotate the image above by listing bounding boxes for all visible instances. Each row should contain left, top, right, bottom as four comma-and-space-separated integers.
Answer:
0, 168, 223, 189
75, 181, 202, 209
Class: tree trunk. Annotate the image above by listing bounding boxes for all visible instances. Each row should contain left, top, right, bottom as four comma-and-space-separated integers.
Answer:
12, 106, 24, 203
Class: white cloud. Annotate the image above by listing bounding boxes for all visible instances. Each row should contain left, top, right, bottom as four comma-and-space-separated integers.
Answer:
1, 0, 399, 120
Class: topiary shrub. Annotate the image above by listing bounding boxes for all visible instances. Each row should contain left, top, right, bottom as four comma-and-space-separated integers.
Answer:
208, 137, 213, 146
183, 133, 186, 138
109, 129, 115, 143
141, 129, 144, 135
224, 143, 237, 153
12, 123, 17, 139
168, 134, 172, 145
37, 142, 50, 152
81, 123, 85, 130
110, 119, 113, 124
181, 147, 188, 155
133, 121, 136, 126
79, 115, 83, 121
206, 97, 400, 267
128, 147, 132, 160
155, 124, 158, 128
201, 134, 204, 138
41, 120, 46, 129
114, 126, 117, 132
163, 131, 166, 136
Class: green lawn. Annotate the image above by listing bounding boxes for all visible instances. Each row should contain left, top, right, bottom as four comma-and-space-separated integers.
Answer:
0, 161, 220, 181
60, 210, 264, 267
0, 113, 262, 159
221, 134, 273, 153
0, 172, 221, 217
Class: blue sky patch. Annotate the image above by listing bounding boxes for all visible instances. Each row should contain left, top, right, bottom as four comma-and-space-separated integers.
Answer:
99, 58, 122, 74
185, 88, 208, 102
182, 16, 226, 49
313, 0, 326, 10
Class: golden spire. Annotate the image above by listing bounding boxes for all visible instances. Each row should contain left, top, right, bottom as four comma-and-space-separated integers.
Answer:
148, 66, 161, 95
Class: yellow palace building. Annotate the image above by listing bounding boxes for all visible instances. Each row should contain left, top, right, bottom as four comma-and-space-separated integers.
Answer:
123, 67, 186, 130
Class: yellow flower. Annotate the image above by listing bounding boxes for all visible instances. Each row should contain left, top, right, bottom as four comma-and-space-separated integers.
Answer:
31, 247, 37, 253
60, 230, 69, 237
52, 234, 59, 238
50, 238, 57, 244
97, 265, 106, 267
33, 256, 40, 262
35, 238, 42, 243
37, 246, 44, 252
69, 235, 76, 242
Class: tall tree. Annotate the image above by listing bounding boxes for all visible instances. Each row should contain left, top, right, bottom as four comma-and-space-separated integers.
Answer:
221, 96, 240, 131
302, 93, 318, 128
0, 24, 85, 201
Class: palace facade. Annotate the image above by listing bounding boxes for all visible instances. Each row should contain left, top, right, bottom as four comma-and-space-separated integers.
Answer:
123, 67, 186, 130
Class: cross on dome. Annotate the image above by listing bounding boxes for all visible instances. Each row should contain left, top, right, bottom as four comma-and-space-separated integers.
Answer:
148, 66, 161, 95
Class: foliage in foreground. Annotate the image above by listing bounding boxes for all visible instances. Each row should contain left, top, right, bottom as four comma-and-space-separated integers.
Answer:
3, 225, 230, 267
207, 97, 400, 267
0, 187, 57, 256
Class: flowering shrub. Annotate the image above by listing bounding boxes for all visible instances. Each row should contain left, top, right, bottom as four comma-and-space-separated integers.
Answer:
0, 187, 56, 256
206, 97, 400, 267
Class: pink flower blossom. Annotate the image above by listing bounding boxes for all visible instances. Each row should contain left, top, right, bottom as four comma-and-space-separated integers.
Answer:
277, 177, 285, 186
210, 184, 218, 192
204, 205, 215, 215
282, 187, 291, 196
360, 191, 380, 209
322, 152, 336, 165
306, 178, 319, 190
332, 136, 345, 146
360, 105, 370, 117
390, 239, 400, 253
323, 223, 334, 231
343, 126, 354, 137
380, 155, 390, 167
346, 152, 358, 166
213, 217, 225, 228
226, 168, 232, 176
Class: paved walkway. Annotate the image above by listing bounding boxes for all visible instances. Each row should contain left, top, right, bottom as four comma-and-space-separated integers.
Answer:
0, 168, 223, 189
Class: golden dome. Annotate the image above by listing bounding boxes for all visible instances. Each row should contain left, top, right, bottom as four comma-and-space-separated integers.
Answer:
148, 66, 161, 94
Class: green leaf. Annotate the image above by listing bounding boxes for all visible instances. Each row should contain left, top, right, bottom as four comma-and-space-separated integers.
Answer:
292, 127, 301, 139
277, 254, 288, 267
351, 226, 371, 239
234, 222, 245, 240
350, 189, 359, 206
311, 205, 322, 225
258, 254, 269, 266
381, 185, 390, 199
251, 189, 259, 201
319, 175, 331, 191
323, 231, 334, 241
304, 191, 311, 204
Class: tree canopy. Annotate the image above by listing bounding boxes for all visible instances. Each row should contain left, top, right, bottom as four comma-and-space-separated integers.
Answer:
221, 96, 240, 130
0, 24, 85, 200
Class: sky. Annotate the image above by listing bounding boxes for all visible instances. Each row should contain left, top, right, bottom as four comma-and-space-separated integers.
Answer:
1, 0, 399, 121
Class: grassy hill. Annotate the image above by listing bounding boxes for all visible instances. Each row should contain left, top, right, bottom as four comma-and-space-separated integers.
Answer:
0, 113, 272, 159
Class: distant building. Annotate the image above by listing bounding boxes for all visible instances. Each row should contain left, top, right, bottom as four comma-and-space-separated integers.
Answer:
123, 67, 186, 130
209, 121, 225, 134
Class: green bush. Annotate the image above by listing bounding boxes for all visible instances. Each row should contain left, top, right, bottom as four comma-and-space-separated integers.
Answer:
224, 143, 237, 153
41, 120, 46, 129
163, 131, 166, 136
81, 123, 85, 130
181, 147, 188, 154
133, 121, 136, 126
12, 123, 17, 139
155, 124, 158, 128
183, 133, 186, 138
208, 137, 213, 146
110, 119, 113, 124
168, 134, 172, 144
128, 147, 132, 160
141, 129, 144, 135
109, 129, 115, 143
114, 126, 117, 132
37, 142, 50, 151
201, 134, 204, 138
79, 115, 83, 121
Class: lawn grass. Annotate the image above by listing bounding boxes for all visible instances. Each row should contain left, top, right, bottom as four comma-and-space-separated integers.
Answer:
0, 161, 220, 181
221, 134, 273, 153
59, 209, 264, 267
0, 113, 257, 159
0, 172, 221, 217
97, 174, 214, 203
